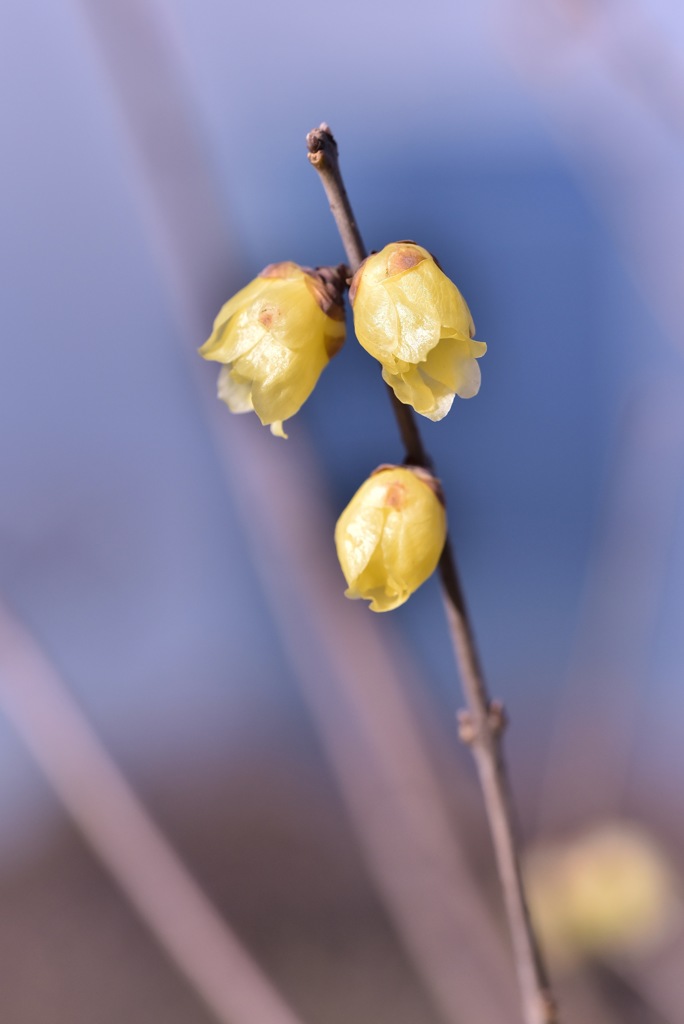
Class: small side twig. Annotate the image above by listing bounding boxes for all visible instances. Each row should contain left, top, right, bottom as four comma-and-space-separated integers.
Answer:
307, 123, 558, 1024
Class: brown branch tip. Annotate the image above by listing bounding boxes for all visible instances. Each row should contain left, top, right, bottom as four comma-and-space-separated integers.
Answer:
306, 123, 337, 168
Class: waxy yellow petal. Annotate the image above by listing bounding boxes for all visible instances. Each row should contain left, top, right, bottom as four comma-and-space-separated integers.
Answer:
351, 242, 484, 420
335, 466, 447, 612
199, 262, 345, 436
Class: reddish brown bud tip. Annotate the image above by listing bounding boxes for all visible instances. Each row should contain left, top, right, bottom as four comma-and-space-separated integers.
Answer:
387, 245, 427, 276
259, 261, 301, 280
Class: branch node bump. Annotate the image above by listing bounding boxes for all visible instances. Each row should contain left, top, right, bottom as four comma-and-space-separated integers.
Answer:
457, 701, 508, 745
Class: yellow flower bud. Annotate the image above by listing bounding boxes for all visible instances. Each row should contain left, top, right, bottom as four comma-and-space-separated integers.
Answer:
199, 262, 346, 438
350, 241, 486, 421
335, 465, 447, 612
526, 822, 680, 971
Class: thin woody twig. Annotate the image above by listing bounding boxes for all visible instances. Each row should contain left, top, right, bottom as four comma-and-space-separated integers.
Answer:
307, 122, 558, 1024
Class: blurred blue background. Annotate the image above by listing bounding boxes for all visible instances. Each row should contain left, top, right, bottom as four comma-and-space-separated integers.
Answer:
1, 1, 684, 1022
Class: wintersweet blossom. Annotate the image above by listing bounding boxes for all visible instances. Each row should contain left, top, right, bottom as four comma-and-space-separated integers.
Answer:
335, 465, 447, 612
350, 241, 486, 420
199, 262, 346, 437
526, 822, 679, 971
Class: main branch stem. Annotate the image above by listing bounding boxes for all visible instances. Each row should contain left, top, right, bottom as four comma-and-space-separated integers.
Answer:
307, 123, 557, 1024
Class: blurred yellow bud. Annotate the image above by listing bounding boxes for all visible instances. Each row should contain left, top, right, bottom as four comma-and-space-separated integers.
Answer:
199, 262, 346, 438
526, 821, 680, 971
335, 465, 447, 612
350, 241, 486, 421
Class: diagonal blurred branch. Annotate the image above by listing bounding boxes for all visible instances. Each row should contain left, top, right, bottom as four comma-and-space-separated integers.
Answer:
553, 0, 684, 145
76, 0, 238, 322
222, 423, 516, 1024
495, 0, 684, 359
73, 0, 520, 1020
0, 601, 308, 1024
495, 15, 684, 1018
537, 380, 684, 830
72, 2, 528, 1020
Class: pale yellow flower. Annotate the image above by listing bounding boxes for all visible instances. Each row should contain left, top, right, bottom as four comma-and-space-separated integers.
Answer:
350, 242, 486, 420
526, 821, 680, 971
199, 262, 346, 437
335, 465, 447, 612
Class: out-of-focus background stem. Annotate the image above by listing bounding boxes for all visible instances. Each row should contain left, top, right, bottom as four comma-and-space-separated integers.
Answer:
0, 603, 308, 1024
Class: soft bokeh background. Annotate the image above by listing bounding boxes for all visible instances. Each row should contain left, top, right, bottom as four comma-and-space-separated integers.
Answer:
2, 1, 684, 1022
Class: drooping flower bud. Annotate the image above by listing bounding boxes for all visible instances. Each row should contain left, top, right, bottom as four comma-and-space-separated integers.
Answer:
526, 822, 679, 971
199, 262, 346, 438
350, 242, 486, 421
335, 465, 447, 612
